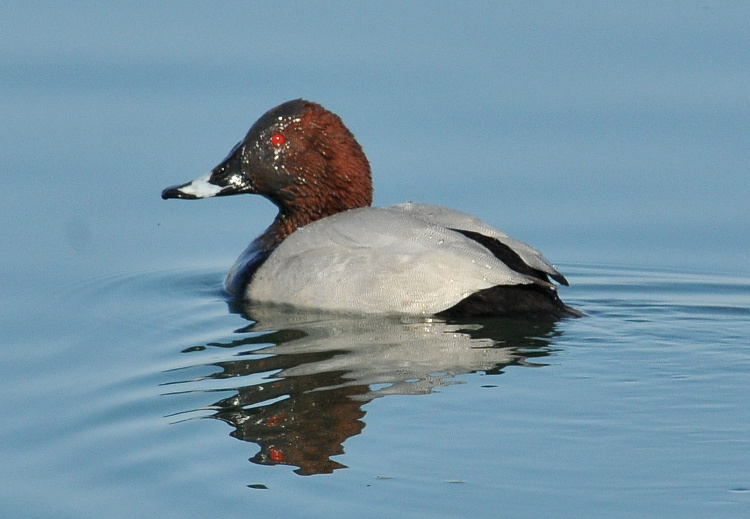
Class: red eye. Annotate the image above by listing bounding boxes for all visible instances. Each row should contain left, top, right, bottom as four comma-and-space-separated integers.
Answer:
270, 134, 285, 146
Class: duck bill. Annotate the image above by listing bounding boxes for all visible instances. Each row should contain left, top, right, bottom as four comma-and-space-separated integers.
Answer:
161, 141, 252, 200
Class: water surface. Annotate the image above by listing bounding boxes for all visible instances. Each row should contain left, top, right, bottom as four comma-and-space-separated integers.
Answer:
1, 2, 749, 518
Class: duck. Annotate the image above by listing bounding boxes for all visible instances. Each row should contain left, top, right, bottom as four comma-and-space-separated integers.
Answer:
162, 99, 581, 318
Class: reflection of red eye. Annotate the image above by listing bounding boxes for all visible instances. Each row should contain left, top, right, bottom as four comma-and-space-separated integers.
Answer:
270, 134, 285, 146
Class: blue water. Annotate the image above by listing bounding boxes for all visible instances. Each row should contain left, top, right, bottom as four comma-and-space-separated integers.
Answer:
2, 3, 749, 518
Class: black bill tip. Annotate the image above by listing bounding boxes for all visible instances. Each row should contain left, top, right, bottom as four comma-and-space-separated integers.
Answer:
161, 184, 197, 200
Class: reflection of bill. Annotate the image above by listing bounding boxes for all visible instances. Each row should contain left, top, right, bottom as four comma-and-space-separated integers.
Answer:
173, 303, 561, 476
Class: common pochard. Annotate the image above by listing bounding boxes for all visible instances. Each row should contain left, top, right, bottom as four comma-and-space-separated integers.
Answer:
162, 99, 580, 317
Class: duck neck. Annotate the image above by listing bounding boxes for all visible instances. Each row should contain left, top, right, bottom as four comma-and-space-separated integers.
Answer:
259, 212, 303, 250
257, 206, 343, 251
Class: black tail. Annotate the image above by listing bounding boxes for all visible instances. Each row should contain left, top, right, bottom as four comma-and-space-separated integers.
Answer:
437, 283, 583, 319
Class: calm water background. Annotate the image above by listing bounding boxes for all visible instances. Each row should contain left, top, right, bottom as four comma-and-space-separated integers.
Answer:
2, 2, 749, 518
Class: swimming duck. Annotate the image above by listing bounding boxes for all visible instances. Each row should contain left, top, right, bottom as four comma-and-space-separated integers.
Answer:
162, 99, 580, 317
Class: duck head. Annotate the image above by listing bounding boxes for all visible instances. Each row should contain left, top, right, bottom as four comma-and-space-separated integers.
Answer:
162, 99, 373, 228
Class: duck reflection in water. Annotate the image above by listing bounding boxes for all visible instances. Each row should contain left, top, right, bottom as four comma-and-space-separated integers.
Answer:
169, 302, 562, 476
